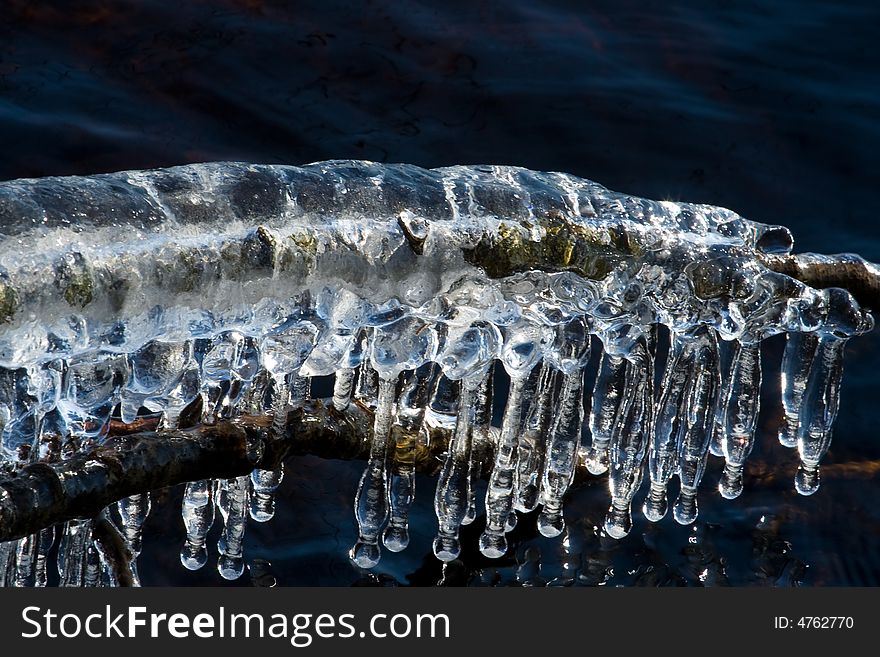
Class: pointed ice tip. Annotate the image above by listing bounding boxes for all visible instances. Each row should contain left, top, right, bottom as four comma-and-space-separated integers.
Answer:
778, 422, 798, 448
383, 526, 409, 552
643, 483, 668, 522
180, 546, 208, 571
432, 535, 461, 562
585, 449, 609, 475
479, 531, 507, 559
350, 541, 381, 568
603, 504, 632, 539
795, 463, 821, 496
249, 496, 275, 522
719, 463, 744, 499
217, 555, 245, 580
672, 490, 698, 525
537, 509, 564, 538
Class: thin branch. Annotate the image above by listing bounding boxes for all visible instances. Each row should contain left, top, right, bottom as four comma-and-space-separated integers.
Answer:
0, 401, 456, 542
761, 252, 880, 311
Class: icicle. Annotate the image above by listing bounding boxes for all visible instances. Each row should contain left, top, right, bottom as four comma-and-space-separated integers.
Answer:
795, 334, 847, 495
645, 332, 693, 522
604, 339, 653, 539
13, 534, 37, 587
538, 317, 591, 535
332, 368, 355, 411
586, 351, 627, 475
513, 365, 558, 513
384, 364, 438, 552
0, 541, 15, 587
84, 541, 102, 587
269, 373, 292, 435
63, 352, 127, 442
117, 493, 150, 557
270, 371, 309, 433
480, 319, 546, 558
465, 368, 494, 525
57, 519, 92, 587
779, 331, 820, 448
250, 465, 284, 522
237, 369, 269, 416
291, 374, 310, 408
350, 375, 398, 568
260, 320, 318, 432
34, 526, 55, 587
673, 328, 721, 524
200, 332, 243, 422
181, 480, 214, 570
395, 362, 438, 433
479, 371, 532, 558
217, 475, 249, 580
384, 428, 416, 553
126, 340, 189, 425
538, 368, 585, 537
433, 374, 482, 561
158, 345, 200, 431
717, 341, 762, 500
424, 374, 460, 430
354, 360, 380, 409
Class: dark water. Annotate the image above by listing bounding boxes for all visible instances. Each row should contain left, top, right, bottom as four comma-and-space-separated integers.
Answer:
1, 0, 878, 586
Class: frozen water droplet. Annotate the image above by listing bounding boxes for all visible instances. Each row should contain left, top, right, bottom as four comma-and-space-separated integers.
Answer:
250, 466, 283, 522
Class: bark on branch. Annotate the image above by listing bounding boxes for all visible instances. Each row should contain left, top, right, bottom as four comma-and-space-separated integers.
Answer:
762, 252, 880, 311
0, 401, 463, 542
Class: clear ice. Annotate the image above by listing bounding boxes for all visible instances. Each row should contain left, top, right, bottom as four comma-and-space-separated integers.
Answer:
0, 160, 873, 581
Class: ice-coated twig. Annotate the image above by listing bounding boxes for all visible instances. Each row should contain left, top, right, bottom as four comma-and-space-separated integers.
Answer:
0, 160, 877, 573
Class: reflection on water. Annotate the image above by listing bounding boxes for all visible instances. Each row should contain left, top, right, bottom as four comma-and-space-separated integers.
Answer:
0, 0, 878, 585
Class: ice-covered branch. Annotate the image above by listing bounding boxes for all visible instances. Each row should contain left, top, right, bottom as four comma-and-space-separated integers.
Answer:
0, 160, 876, 576
760, 252, 880, 311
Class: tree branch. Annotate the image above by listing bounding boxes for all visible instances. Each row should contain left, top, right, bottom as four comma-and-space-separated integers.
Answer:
761, 252, 880, 311
0, 401, 460, 542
